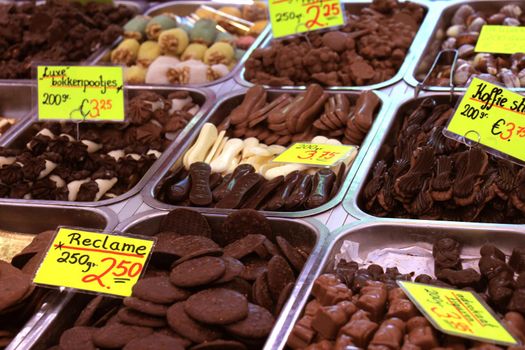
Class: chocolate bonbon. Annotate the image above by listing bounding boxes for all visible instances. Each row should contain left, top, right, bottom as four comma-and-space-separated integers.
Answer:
362, 97, 525, 223
288, 237, 525, 349
0, 1, 135, 79
47, 209, 310, 350
244, 0, 425, 87
0, 91, 200, 202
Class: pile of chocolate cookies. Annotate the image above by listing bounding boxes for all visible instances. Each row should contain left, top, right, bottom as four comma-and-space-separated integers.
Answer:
0, 91, 200, 201
1, 230, 57, 348
422, 4, 525, 87
362, 97, 525, 223
50, 209, 310, 350
244, 0, 425, 87
0, 1, 136, 79
287, 237, 525, 349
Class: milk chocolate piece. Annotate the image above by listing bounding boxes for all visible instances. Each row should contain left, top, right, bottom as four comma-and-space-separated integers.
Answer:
312, 301, 356, 339
510, 248, 525, 273
305, 169, 336, 209
356, 282, 387, 322
189, 162, 212, 206
338, 318, 378, 348
229, 86, 267, 125
288, 316, 316, 349
370, 318, 405, 349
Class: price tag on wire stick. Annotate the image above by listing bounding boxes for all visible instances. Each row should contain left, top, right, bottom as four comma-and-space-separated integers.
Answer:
444, 77, 525, 165
272, 142, 356, 166
268, 0, 345, 38
37, 65, 125, 121
398, 281, 519, 346
33, 227, 155, 297
475, 25, 525, 54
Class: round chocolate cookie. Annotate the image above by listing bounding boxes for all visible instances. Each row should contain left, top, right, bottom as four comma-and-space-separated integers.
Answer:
213, 257, 245, 284
167, 302, 223, 343
132, 276, 191, 304
59, 326, 96, 350
190, 339, 248, 350
276, 236, 306, 272
274, 282, 294, 315
219, 209, 273, 245
267, 255, 295, 301
123, 297, 168, 317
123, 333, 185, 350
185, 288, 249, 325
160, 209, 212, 238
117, 307, 167, 328
223, 234, 267, 260
0, 261, 32, 312
93, 323, 153, 349
171, 247, 224, 268
239, 256, 268, 281
216, 277, 253, 300
223, 303, 275, 339
170, 235, 220, 258
170, 256, 226, 288
74, 295, 104, 327
252, 272, 274, 312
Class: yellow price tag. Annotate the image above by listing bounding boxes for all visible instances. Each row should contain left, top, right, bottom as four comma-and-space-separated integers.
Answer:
272, 142, 356, 166
268, 0, 345, 38
445, 77, 525, 164
37, 65, 125, 121
475, 25, 525, 54
33, 227, 155, 297
398, 281, 518, 346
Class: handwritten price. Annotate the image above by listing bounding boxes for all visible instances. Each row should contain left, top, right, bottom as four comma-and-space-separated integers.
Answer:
491, 118, 525, 141
306, 3, 340, 28
297, 150, 340, 160
82, 258, 142, 290
431, 307, 474, 334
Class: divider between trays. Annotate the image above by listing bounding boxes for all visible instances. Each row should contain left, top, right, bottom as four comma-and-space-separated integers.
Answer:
234, 0, 435, 92
140, 86, 392, 218
343, 89, 525, 228
0, 85, 216, 208
1, 203, 119, 350
404, 0, 525, 92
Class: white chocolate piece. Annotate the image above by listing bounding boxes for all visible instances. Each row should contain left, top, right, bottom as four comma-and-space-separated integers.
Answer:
144, 99, 165, 112
38, 160, 57, 179
267, 145, 286, 155
264, 164, 308, 180
210, 138, 243, 173
49, 175, 65, 188
82, 140, 103, 153
225, 154, 241, 174
204, 130, 226, 164
169, 97, 192, 115
187, 105, 200, 116
211, 136, 228, 163
184, 123, 218, 169
127, 153, 141, 161
59, 133, 75, 141
324, 138, 342, 146
94, 177, 118, 201
145, 56, 180, 85
108, 150, 125, 161
249, 155, 274, 172
37, 128, 55, 139
259, 162, 282, 177
249, 146, 272, 157
67, 178, 90, 201
311, 135, 328, 144
242, 137, 259, 159
0, 156, 16, 167
23, 193, 31, 200
147, 150, 162, 159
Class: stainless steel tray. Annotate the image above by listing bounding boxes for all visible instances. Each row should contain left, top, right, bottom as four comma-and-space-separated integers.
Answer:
0, 85, 215, 208
2, 203, 118, 350
343, 91, 525, 227
0, 1, 147, 86
141, 88, 391, 218
0, 83, 34, 144
405, 0, 525, 92
235, 0, 433, 91
272, 220, 525, 350
22, 209, 329, 350
92, 1, 271, 89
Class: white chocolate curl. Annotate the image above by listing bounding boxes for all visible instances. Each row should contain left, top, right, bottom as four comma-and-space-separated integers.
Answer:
81, 140, 103, 153
38, 160, 57, 179
67, 178, 90, 201
94, 177, 118, 201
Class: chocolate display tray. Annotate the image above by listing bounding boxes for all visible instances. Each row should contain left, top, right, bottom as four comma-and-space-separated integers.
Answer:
0, 1, 147, 85
94, 0, 271, 89
141, 88, 390, 218
343, 92, 525, 226
235, 0, 432, 91
0, 83, 34, 143
276, 220, 525, 350
23, 210, 328, 350
405, 0, 525, 92
0, 86, 214, 208
2, 203, 117, 350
